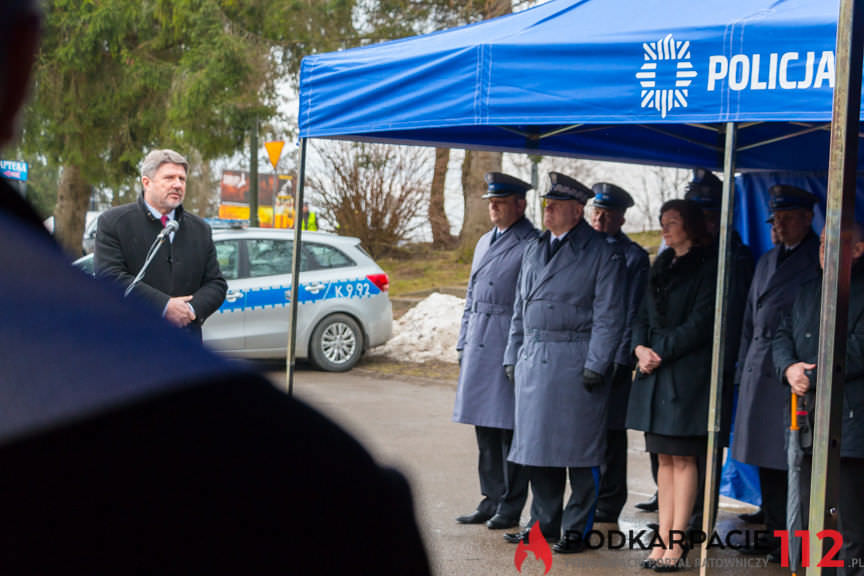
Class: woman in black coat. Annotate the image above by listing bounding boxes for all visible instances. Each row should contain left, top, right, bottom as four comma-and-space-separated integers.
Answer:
626, 199, 716, 571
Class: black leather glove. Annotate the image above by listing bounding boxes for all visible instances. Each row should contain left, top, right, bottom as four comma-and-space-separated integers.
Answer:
504, 365, 515, 384
583, 368, 603, 392
457, 349, 463, 366
612, 363, 632, 383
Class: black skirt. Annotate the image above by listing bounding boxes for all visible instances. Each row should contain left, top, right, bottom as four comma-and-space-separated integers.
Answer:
645, 432, 707, 457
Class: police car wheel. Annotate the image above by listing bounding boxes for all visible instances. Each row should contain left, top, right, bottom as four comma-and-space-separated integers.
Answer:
309, 313, 364, 372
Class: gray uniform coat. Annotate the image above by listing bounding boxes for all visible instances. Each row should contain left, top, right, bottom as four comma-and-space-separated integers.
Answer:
504, 219, 626, 468
454, 217, 539, 429
732, 231, 820, 470
607, 233, 650, 430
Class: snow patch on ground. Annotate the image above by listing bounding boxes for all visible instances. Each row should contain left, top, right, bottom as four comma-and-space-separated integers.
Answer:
373, 292, 464, 363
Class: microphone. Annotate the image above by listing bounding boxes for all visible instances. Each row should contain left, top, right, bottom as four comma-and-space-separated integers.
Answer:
124, 219, 179, 298
157, 219, 179, 239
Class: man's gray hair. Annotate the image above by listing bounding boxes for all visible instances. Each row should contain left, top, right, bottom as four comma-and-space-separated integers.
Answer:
140, 149, 189, 179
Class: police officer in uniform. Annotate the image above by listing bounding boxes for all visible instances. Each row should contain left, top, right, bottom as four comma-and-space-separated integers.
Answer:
503, 172, 625, 554
733, 185, 820, 560
454, 172, 538, 530
589, 183, 650, 525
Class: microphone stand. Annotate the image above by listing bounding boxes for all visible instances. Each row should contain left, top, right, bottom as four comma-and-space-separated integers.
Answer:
124, 224, 175, 298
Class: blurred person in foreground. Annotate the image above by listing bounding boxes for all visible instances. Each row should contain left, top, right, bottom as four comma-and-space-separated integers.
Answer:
773, 224, 864, 576
0, 2, 431, 573
503, 172, 625, 554
626, 199, 716, 571
95, 148, 227, 340
589, 182, 650, 525
454, 172, 538, 530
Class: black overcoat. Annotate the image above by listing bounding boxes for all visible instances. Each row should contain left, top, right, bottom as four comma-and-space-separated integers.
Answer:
732, 231, 820, 469
772, 262, 864, 459
95, 195, 227, 338
626, 246, 717, 437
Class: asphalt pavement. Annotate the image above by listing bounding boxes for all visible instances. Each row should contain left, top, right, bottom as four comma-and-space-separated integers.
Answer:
273, 365, 790, 576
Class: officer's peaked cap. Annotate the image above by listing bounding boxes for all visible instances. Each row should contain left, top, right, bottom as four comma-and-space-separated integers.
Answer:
592, 182, 634, 211
685, 168, 723, 210
483, 172, 532, 198
769, 185, 818, 211
543, 172, 592, 203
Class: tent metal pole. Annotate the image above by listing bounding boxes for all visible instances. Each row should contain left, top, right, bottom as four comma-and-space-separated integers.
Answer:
285, 137, 308, 397
807, 0, 862, 574
699, 121, 736, 576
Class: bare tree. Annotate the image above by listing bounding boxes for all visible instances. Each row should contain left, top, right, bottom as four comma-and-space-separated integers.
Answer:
459, 149, 503, 252
429, 147, 455, 248
308, 142, 430, 258
184, 151, 220, 218
632, 165, 691, 231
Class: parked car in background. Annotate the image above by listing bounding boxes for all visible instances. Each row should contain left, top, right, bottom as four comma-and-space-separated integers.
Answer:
73, 228, 392, 372
44, 210, 102, 255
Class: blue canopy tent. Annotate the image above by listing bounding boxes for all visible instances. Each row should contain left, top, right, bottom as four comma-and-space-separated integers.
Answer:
299, 0, 859, 170
294, 2, 861, 571
298, 0, 864, 253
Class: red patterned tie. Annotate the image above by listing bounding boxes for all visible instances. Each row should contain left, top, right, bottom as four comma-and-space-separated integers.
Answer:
160, 214, 168, 227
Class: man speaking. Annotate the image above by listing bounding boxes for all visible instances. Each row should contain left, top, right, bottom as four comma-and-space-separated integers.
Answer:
95, 149, 226, 338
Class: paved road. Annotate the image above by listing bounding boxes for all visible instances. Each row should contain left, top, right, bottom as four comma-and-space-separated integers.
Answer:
273, 365, 789, 576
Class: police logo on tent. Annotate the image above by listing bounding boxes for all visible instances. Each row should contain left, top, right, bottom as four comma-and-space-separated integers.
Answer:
636, 34, 697, 118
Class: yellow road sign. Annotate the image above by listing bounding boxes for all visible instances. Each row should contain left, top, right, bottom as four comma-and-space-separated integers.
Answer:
264, 141, 285, 171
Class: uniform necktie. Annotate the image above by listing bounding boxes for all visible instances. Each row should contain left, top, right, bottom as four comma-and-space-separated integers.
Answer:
490, 228, 498, 245
547, 237, 561, 263
160, 214, 168, 227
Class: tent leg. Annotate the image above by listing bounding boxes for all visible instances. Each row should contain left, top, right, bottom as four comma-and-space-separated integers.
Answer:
285, 138, 308, 397
699, 121, 736, 576
808, 1, 863, 574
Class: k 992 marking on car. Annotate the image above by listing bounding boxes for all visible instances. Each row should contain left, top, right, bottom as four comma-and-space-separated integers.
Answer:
201, 227, 392, 371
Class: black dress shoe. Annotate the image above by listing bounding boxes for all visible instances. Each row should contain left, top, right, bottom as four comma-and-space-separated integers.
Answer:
505, 528, 558, 544
653, 557, 687, 572
504, 530, 529, 544
552, 536, 587, 554
738, 509, 764, 524
635, 493, 659, 512
594, 512, 618, 524
486, 514, 519, 530
653, 543, 690, 572
456, 510, 492, 525
647, 522, 659, 532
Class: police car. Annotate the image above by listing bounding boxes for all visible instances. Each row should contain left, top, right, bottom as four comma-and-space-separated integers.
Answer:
74, 227, 393, 372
